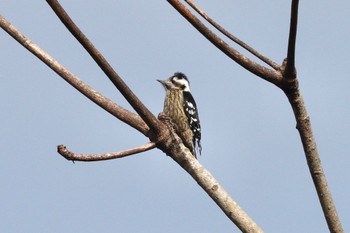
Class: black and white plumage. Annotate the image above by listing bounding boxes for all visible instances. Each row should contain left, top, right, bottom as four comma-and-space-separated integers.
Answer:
157, 72, 202, 157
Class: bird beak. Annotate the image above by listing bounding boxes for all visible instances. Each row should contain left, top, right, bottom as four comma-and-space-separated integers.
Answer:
157, 79, 169, 89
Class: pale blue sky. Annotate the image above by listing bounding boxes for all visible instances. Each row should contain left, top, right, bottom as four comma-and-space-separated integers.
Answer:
1, 1, 349, 232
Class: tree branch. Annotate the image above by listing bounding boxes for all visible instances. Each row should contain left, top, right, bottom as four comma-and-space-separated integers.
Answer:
185, 0, 280, 70
159, 127, 264, 233
0, 15, 149, 136
167, 0, 282, 86
284, 0, 299, 78
283, 3, 343, 231
57, 142, 156, 161
46, 0, 163, 135
285, 86, 344, 233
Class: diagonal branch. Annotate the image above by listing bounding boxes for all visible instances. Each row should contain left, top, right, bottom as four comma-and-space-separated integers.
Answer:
285, 88, 344, 233
46, 0, 163, 135
167, 0, 282, 86
57, 142, 156, 161
284, 0, 299, 78
158, 127, 264, 233
185, 0, 280, 70
0, 15, 149, 136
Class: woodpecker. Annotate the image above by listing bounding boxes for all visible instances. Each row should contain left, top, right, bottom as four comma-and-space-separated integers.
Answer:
157, 72, 202, 158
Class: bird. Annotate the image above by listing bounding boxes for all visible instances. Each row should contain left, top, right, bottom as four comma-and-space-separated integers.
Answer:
157, 72, 202, 158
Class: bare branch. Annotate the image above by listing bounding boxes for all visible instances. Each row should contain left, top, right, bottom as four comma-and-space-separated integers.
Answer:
185, 0, 280, 70
167, 0, 282, 86
0, 15, 149, 136
282, 3, 343, 231
46, 0, 163, 135
285, 88, 344, 233
284, 0, 299, 78
160, 131, 264, 233
57, 142, 156, 161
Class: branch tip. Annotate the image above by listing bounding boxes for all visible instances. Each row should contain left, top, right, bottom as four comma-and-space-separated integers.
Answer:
57, 142, 156, 162
285, 0, 299, 79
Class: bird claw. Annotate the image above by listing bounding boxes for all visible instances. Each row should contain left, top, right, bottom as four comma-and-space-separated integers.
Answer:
158, 112, 176, 133
158, 112, 173, 124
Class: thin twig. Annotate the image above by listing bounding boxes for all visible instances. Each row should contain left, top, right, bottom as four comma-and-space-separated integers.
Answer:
46, 0, 163, 135
185, 0, 280, 70
0, 15, 149, 135
284, 0, 299, 78
57, 142, 156, 161
167, 0, 282, 86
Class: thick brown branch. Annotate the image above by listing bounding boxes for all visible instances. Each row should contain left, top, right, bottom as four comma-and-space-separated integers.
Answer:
284, 0, 299, 78
185, 0, 280, 70
167, 0, 282, 86
0, 15, 149, 135
285, 88, 344, 233
57, 142, 156, 161
46, 0, 163, 135
159, 131, 263, 233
